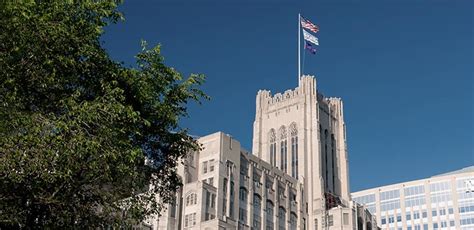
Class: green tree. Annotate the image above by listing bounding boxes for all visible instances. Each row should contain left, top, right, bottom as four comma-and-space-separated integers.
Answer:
0, 1, 207, 228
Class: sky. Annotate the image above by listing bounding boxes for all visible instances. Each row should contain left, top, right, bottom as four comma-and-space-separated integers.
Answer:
102, 0, 474, 192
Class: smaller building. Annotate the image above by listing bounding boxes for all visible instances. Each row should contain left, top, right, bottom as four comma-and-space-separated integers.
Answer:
351, 166, 474, 230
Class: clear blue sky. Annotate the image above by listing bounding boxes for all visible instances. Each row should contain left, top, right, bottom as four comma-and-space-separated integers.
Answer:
102, 0, 473, 192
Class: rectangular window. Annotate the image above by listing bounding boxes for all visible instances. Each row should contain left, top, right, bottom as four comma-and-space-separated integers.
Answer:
422, 211, 427, 218
381, 218, 386, 225
439, 208, 446, 215
397, 214, 401, 222
343, 213, 349, 225
209, 159, 215, 172
203, 161, 208, 174
406, 212, 411, 220
440, 221, 447, 228
448, 207, 454, 214
328, 215, 333, 226
413, 211, 420, 219
211, 194, 216, 208
433, 223, 438, 229
389, 215, 394, 223
432, 210, 437, 217
450, 220, 455, 226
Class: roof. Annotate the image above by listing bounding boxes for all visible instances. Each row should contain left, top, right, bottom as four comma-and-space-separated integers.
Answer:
431, 165, 474, 178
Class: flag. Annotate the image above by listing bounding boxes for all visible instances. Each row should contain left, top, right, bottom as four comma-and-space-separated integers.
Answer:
301, 17, 319, 33
305, 42, 316, 54
303, 29, 319, 45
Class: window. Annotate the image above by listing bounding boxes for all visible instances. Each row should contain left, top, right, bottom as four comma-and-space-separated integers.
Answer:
406, 211, 411, 221
253, 194, 262, 230
440, 221, 447, 228
290, 123, 298, 178
314, 218, 318, 230
439, 208, 446, 215
422, 211, 427, 218
204, 191, 215, 221
239, 207, 247, 223
343, 213, 349, 225
433, 223, 438, 229
211, 194, 216, 208
290, 212, 297, 230
209, 159, 215, 172
208, 177, 214, 186
230, 181, 235, 218
186, 193, 197, 206
266, 201, 274, 230
328, 215, 333, 226
396, 214, 401, 222
388, 215, 394, 223
432, 210, 437, 216
203, 161, 208, 174
381, 218, 386, 225
239, 187, 248, 202
184, 213, 197, 227
279, 126, 287, 173
413, 211, 420, 219
279, 207, 286, 230
269, 129, 276, 167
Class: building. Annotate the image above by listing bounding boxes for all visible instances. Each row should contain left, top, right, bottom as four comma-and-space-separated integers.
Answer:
351, 166, 474, 230
145, 76, 379, 230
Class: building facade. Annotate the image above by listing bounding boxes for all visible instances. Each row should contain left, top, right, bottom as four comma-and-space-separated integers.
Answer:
351, 166, 474, 230
145, 76, 378, 230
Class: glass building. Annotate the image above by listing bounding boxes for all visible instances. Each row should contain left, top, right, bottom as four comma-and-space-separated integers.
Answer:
352, 166, 474, 230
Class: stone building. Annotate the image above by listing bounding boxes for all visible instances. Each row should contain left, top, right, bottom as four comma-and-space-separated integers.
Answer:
145, 76, 379, 230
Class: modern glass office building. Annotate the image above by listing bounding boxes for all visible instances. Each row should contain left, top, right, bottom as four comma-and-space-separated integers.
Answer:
352, 166, 474, 230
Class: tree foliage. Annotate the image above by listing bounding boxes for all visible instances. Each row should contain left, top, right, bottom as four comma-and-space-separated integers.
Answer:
0, 1, 207, 228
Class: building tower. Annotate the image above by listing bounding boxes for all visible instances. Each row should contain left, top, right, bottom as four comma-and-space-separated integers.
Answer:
252, 75, 351, 229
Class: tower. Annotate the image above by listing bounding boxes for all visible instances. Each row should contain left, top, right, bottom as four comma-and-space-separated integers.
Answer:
252, 75, 351, 229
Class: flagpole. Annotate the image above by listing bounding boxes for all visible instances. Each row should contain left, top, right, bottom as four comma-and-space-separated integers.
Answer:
298, 13, 301, 84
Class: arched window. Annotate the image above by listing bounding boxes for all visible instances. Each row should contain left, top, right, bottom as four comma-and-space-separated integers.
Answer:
266, 200, 274, 230
290, 123, 298, 179
269, 129, 276, 167
279, 206, 286, 230
253, 194, 262, 229
279, 126, 287, 173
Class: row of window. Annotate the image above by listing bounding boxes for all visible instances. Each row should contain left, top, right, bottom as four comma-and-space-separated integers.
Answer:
268, 125, 298, 178
382, 208, 455, 225
405, 185, 425, 197
202, 159, 215, 174
406, 220, 455, 230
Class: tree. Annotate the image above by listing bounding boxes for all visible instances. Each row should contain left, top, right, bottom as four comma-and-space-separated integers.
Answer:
0, 1, 207, 228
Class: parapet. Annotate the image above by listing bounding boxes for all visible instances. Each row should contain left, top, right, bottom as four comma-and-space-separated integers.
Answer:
255, 75, 317, 110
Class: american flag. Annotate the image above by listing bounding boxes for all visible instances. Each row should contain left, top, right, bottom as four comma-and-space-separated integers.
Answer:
301, 17, 319, 33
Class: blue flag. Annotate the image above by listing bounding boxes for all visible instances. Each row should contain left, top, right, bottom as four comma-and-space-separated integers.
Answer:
305, 41, 316, 54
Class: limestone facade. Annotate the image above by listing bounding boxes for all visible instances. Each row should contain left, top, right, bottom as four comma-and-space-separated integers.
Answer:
145, 76, 379, 230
